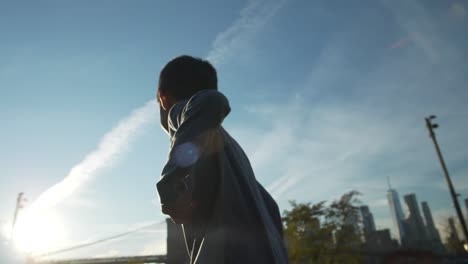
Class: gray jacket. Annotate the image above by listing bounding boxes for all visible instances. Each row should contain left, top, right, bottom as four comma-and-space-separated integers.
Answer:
157, 90, 289, 264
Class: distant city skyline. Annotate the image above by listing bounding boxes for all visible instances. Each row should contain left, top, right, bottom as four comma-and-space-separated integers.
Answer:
360, 184, 459, 252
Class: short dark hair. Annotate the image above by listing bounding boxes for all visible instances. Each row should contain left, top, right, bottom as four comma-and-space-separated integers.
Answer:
159, 55, 217, 100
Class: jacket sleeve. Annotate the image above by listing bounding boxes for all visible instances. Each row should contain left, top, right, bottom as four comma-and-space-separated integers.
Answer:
156, 90, 231, 209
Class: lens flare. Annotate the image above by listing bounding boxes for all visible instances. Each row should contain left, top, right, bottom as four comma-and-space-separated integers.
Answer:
13, 209, 67, 255
174, 142, 200, 167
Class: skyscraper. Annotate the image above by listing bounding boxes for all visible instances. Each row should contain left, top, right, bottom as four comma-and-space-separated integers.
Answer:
387, 187, 406, 244
360, 205, 376, 235
421, 201, 444, 252
403, 193, 427, 248
448, 217, 460, 244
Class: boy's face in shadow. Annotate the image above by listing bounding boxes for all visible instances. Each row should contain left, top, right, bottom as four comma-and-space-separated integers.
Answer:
157, 89, 170, 134
157, 86, 178, 134
159, 104, 169, 134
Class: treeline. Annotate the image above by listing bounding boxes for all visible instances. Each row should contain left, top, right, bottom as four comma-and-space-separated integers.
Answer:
282, 190, 363, 264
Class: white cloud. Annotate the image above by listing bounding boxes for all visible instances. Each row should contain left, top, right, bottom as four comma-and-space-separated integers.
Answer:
61, 196, 98, 210
30, 100, 157, 211
206, 0, 289, 66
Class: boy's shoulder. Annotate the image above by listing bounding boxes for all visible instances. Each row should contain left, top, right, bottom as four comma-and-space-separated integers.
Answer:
181, 90, 230, 118
186, 89, 227, 107
167, 90, 231, 135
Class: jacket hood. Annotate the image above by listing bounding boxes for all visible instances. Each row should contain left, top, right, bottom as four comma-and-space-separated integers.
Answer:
167, 90, 231, 139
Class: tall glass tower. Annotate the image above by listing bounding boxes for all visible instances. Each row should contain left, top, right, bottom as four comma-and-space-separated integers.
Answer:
403, 193, 427, 244
359, 205, 376, 235
421, 201, 441, 242
421, 201, 444, 252
387, 179, 405, 244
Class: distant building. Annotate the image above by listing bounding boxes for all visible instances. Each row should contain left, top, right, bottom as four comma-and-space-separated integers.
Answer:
359, 205, 376, 236
448, 217, 460, 244
387, 187, 406, 244
421, 201, 444, 253
362, 229, 398, 264
402, 194, 427, 249
364, 229, 397, 251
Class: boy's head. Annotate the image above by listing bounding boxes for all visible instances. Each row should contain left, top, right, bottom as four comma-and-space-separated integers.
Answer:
157, 55, 217, 132
158, 55, 217, 109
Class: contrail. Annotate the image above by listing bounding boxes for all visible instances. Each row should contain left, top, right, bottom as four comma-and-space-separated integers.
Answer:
31, 100, 157, 211
206, 0, 288, 66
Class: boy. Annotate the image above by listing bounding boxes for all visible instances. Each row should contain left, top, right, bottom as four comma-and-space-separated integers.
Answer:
156, 55, 289, 264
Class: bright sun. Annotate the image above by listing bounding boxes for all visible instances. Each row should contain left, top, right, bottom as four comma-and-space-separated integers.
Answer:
12, 209, 67, 255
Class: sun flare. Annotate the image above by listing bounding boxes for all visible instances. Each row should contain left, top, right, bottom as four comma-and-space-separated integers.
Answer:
13, 209, 67, 255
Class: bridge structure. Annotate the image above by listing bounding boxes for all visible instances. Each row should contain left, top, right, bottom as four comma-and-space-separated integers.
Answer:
31, 219, 188, 264
35, 255, 166, 264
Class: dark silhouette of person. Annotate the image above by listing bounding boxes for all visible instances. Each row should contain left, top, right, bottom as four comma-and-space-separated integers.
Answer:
156, 55, 289, 264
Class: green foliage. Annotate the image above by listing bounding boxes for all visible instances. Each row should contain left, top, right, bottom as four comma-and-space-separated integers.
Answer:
282, 191, 363, 264
441, 217, 467, 255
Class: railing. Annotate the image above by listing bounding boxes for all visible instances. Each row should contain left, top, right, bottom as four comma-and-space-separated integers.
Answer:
34, 255, 166, 264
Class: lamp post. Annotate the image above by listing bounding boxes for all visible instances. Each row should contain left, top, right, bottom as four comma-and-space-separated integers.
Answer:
425, 116, 468, 243
10, 192, 26, 240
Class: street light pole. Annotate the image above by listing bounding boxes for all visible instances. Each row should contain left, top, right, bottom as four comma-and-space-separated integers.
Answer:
425, 116, 468, 242
10, 192, 25, 240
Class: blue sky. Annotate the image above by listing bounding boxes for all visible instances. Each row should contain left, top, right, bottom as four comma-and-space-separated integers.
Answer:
1, 0, 468, 259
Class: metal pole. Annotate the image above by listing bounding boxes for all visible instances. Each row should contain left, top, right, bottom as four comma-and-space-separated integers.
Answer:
10, 192, 23, 240
425, 117, 468, 242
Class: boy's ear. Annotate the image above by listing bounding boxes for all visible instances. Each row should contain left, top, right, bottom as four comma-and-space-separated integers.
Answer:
158, 90, 172, 111
160, 94, 169, 111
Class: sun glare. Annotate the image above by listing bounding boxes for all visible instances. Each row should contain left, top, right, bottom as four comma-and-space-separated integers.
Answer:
13, 209, 67, 255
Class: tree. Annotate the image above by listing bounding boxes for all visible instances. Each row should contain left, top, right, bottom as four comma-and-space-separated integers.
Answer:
282, 191, 362, 264
282, 200, 331, 263
441, 217, 466, 255
325, 191, 362, 264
